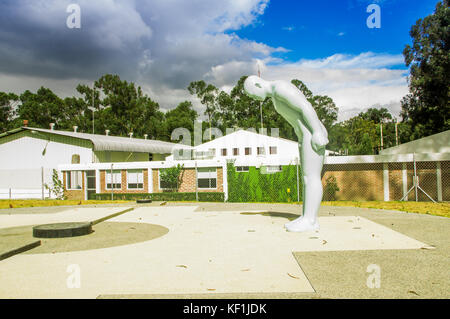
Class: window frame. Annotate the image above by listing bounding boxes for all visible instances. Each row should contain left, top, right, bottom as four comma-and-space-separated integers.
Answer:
105, 170, 122, 190
126, 169, 144, 190
66, 171, 83, 190
269, 146, 277, 155
197, 167, 218, 189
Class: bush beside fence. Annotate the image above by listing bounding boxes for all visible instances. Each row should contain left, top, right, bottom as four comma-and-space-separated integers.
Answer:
93, 192, 224, 202
227, 162, 301, 203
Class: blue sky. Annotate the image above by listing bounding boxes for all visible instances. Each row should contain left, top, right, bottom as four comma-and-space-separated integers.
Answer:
232, 0, 437, 65
0, 0, 441, 120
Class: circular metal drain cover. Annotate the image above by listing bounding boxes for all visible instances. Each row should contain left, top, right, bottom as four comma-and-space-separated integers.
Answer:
33, 222, 92, 238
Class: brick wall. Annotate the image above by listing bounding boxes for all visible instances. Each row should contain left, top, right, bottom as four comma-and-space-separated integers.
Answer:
322, 163, 384, 201
153, 167, 223, 193
388, 163, 403, 200
441, 161, 450, 201
63, 171, 85, 201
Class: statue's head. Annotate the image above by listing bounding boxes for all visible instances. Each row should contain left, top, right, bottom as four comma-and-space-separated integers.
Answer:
244, 75, 270, 101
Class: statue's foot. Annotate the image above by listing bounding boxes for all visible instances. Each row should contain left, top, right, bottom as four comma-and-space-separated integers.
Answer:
285, 217, 319, 233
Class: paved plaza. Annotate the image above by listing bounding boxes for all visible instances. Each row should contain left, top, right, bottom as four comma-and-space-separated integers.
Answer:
0, 203, 448, 298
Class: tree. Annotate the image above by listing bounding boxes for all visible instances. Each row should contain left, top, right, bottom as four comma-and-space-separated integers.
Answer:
187, 80, 220, 140
164, 101, 198, 144
45, 169, 66, 200
401, 0, 450, 138
358, 107, 392, 124
0, 92, 18, 132
291, 79, 338, 132
77, 74, 165, 139
159, 164, 184, 192
17, 87, 66, 129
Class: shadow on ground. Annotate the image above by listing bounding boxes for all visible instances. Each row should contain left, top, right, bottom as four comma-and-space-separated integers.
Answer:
0, 222, 169, 254
240, 211, 300, 221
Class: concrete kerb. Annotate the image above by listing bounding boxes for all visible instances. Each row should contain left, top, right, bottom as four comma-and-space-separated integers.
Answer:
0, 240, 41, 261
91, 207, 134, 225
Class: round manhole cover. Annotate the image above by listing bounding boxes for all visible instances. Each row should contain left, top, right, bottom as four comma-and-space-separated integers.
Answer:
33, 222, 92, 238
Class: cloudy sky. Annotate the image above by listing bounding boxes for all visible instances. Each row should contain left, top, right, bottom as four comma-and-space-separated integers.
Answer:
0, 0, 438, 121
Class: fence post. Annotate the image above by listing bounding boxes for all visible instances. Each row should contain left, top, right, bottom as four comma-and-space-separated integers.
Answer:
436, 161, 442, 202
111, 164, 114, 201
41, 167, 44, 200
195, 161, 198, 201
9, 188, 12, 200
383, 163, 389, 202
296, 157, 300, 204
413, 153, 418, 202
402, 162, 408, 201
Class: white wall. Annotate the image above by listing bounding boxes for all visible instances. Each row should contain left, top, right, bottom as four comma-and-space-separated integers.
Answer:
189, 130, 300, 164
0, 136, 92, 193
0, 136, 92, 170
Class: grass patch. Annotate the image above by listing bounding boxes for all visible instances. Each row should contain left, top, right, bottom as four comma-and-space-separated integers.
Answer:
0, 199, 133, 210
321, 201, 450, 218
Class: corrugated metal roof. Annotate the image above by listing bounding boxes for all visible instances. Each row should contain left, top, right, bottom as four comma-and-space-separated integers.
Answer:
18, 127, 190, 153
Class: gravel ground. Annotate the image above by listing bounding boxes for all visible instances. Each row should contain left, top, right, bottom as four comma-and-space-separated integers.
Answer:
1, 202, 448, 299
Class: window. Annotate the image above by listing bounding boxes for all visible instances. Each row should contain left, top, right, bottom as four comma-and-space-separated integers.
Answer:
209, 148, 216, 157
236, 166, 249, 172
66, 171, 82, 190
233, 148, 239, 156
106, 170, 122, 189
149, 153, 153, 161
127, 169, 144, 189
269, 146, 277, 155
257, 147, 265, 155
71, 154, 80, 164
261, 165, 282, 174
197, 167, 217, 189
245, 147, 251, 155
221, 148, 227, 156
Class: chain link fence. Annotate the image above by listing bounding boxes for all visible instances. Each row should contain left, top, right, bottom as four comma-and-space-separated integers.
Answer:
225, 160, 449, 203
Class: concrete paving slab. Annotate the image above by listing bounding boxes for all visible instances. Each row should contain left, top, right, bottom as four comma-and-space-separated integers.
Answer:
0, 205, 432, 298
0, 207, 133, 228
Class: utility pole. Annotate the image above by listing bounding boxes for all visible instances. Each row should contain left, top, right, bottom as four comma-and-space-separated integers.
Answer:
395, 119, 399, 146
380, 123, 383, 149
92, 84, 95, 134
258, 63, 263, 132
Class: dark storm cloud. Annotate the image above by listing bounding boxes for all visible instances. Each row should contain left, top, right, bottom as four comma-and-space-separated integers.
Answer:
0, 0, 273, 90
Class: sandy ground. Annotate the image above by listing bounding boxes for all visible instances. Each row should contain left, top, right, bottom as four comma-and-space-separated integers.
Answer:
0, 202, 448, 299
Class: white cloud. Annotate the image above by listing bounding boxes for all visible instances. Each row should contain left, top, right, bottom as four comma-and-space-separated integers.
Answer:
0, 1, 409, 122
203, 52, 408, 120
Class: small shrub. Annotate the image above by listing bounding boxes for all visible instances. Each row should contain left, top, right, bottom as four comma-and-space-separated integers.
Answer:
44, 169, 67, 200
323, 175, 340, 201
93, 192, 224, 202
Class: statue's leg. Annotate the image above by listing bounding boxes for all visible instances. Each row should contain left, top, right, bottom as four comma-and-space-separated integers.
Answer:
285, 128, 325, 232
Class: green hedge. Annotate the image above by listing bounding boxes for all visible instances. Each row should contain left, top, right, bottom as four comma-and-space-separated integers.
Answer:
93, 192, 224, 202
227, 162, 302, 203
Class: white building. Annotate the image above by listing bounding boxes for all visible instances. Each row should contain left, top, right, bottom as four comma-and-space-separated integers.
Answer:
380, 130, 450, 155
169, 129, 336, 167
0, 126, 186, 199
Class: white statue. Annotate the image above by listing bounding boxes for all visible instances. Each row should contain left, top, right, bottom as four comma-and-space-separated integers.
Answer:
244, 76, 329, 232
